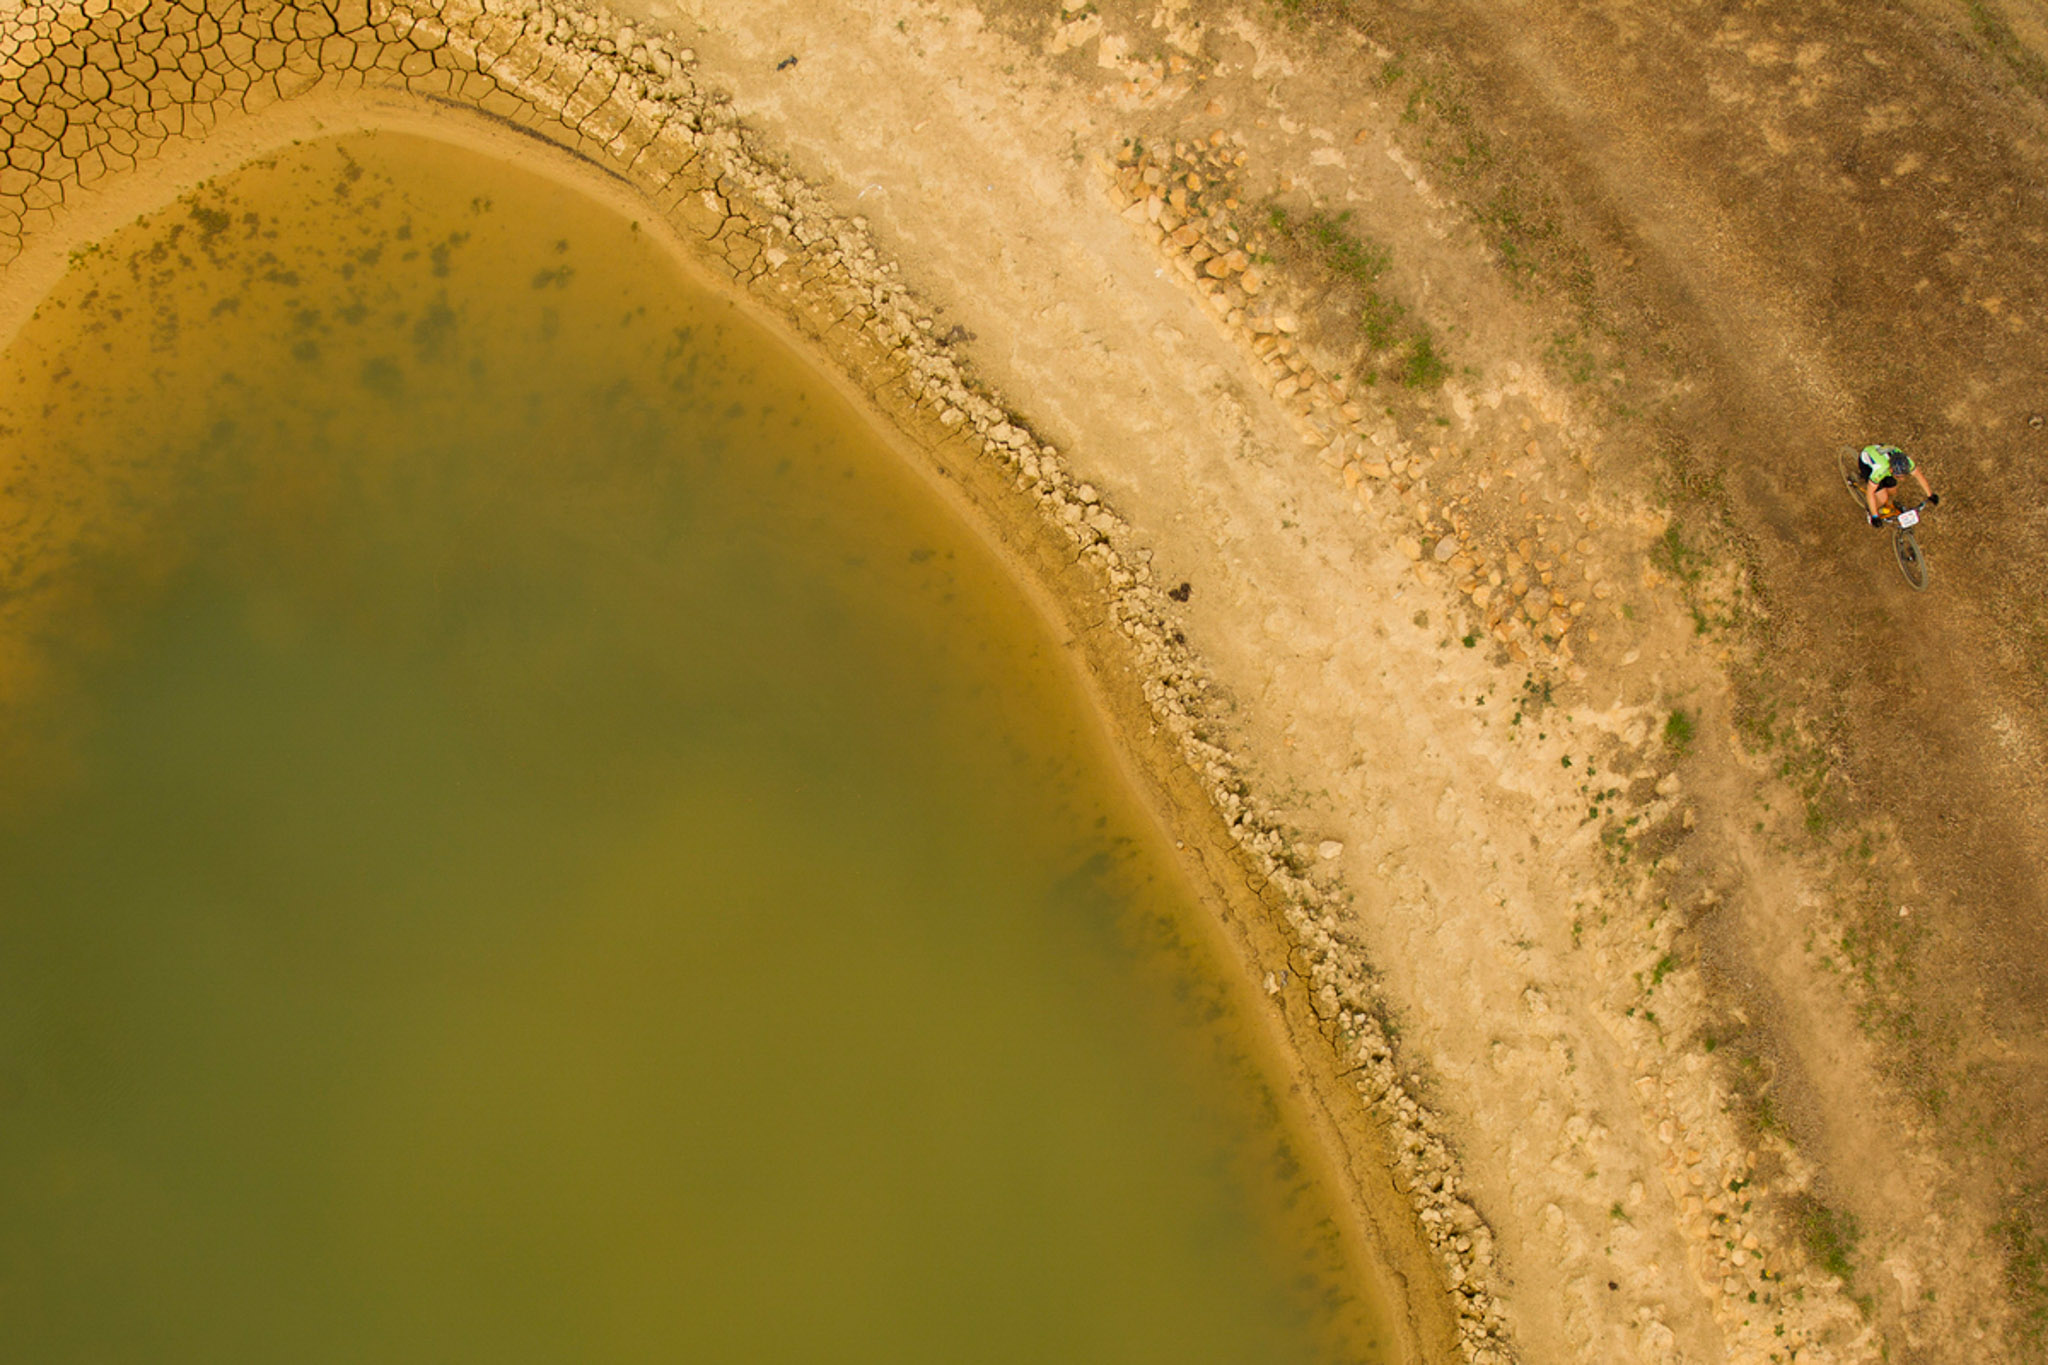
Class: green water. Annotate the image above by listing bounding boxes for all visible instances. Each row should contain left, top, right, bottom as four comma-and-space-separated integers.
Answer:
0, 134, 1392, 1362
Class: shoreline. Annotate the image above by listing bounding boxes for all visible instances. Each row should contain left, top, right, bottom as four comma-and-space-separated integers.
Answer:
0, 4, 1482, 1361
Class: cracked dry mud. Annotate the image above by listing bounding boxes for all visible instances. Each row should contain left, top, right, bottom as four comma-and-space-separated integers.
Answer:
6, 1, 2048, 1362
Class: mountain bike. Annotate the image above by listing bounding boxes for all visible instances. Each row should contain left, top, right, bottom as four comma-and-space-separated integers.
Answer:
1837, 447, 1933, 591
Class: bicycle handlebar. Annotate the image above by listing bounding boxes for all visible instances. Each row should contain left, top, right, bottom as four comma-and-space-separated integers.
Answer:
1874, 499, 1934, 526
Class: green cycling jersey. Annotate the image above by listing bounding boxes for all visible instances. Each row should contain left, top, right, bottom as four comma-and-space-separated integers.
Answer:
1856, 444, 1936, 524
1859, 444, 1914, 483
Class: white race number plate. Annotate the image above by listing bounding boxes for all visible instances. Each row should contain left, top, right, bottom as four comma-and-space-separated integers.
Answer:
1898, 508, 1921, 528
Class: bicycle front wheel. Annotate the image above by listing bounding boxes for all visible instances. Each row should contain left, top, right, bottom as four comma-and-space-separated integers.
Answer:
1895, 527, 1929, 590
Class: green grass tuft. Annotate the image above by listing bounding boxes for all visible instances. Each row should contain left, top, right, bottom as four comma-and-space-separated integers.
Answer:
1798, 1198, 1862, 1290
1263, 204, 1450, 389
1400, 334, 1450, 388
1994, 1185, 2048, 1350
1360, 292, 1406, 350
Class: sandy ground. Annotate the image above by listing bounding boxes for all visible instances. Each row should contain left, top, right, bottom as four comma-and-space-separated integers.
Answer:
7, 0, 2048, 1361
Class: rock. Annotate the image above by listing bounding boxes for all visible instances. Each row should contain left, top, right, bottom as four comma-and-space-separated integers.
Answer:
1318, 839, 1344, 860
1398, 536, 1424, 561
1433, 535, 1460, 561
1238, 266, 1264, 294
1273, 311, 1300, 333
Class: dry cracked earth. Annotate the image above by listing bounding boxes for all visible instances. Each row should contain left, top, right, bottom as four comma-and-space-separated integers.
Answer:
5, 1, 2048, 1362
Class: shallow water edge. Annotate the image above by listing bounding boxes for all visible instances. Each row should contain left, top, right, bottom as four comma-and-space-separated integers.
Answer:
0, 126, 1411, 1359
0, 5, 1493, 1360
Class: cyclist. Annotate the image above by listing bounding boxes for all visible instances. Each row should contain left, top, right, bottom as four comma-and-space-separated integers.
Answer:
1857, 444, 1938, 526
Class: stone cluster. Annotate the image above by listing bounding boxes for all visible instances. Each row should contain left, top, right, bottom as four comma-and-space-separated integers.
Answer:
1602, 912, 1873, 1363
1339, 1007, 1516, 1359
1106, 134, 1626, 671
2, 3, 1515, 1359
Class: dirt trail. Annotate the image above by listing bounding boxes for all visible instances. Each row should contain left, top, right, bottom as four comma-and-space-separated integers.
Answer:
1370, 0, 2048, 1354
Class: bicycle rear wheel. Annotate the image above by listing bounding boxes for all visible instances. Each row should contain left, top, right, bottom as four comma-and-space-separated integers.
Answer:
1837, 447, 1870, 508
1895, 527, 1929, 590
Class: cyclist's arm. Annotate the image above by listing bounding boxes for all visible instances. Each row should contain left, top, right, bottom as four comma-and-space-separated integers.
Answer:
1865, 483, 1883, 516
1912, 467, 1933, 499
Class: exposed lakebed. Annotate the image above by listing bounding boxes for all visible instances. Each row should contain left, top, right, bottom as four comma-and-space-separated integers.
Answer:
0, 133, 1397, 1361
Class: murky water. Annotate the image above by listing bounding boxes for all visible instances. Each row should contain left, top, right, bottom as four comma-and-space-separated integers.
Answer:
0, 134, 1394, 1362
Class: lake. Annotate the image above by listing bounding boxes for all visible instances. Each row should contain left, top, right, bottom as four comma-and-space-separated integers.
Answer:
0, 131, 1395, 1363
